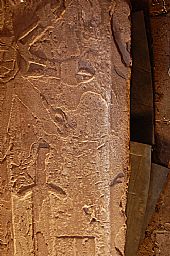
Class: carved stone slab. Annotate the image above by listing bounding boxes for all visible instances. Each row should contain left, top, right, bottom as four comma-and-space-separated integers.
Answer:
0, 0, 131, 255
126, 142, 151, 256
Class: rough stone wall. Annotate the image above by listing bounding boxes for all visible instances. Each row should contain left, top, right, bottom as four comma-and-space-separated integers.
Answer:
151, 0, 170, 168
137, 1, 170, 255
0, 1, 131, 255
137, 173, 170, 256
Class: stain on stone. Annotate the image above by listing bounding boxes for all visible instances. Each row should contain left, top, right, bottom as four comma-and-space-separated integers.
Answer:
110, 172, 125, 187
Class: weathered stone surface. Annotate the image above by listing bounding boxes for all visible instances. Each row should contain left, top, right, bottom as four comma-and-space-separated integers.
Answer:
150, 2, 170, 167
150, 0, 170, 16
125, 142, 151, 256
0, 0, 131, 255
137, 172, 170, 256
126, 147, 169, 256
142, 164, 170, 234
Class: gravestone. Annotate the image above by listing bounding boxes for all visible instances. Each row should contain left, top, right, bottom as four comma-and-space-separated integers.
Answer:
0, 1, 131, 255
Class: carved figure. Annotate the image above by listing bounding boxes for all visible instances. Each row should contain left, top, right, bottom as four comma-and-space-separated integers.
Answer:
0, 1, 130, 255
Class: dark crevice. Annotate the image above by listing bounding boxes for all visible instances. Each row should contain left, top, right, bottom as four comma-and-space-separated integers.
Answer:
130, 4, 154, 145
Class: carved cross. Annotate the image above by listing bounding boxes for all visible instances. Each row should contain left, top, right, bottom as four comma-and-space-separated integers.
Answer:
16, 141, 66, 255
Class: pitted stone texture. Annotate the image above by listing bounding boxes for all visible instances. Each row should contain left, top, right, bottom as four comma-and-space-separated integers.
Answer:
151, 10, 170, 167
0, 0, 130, 255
